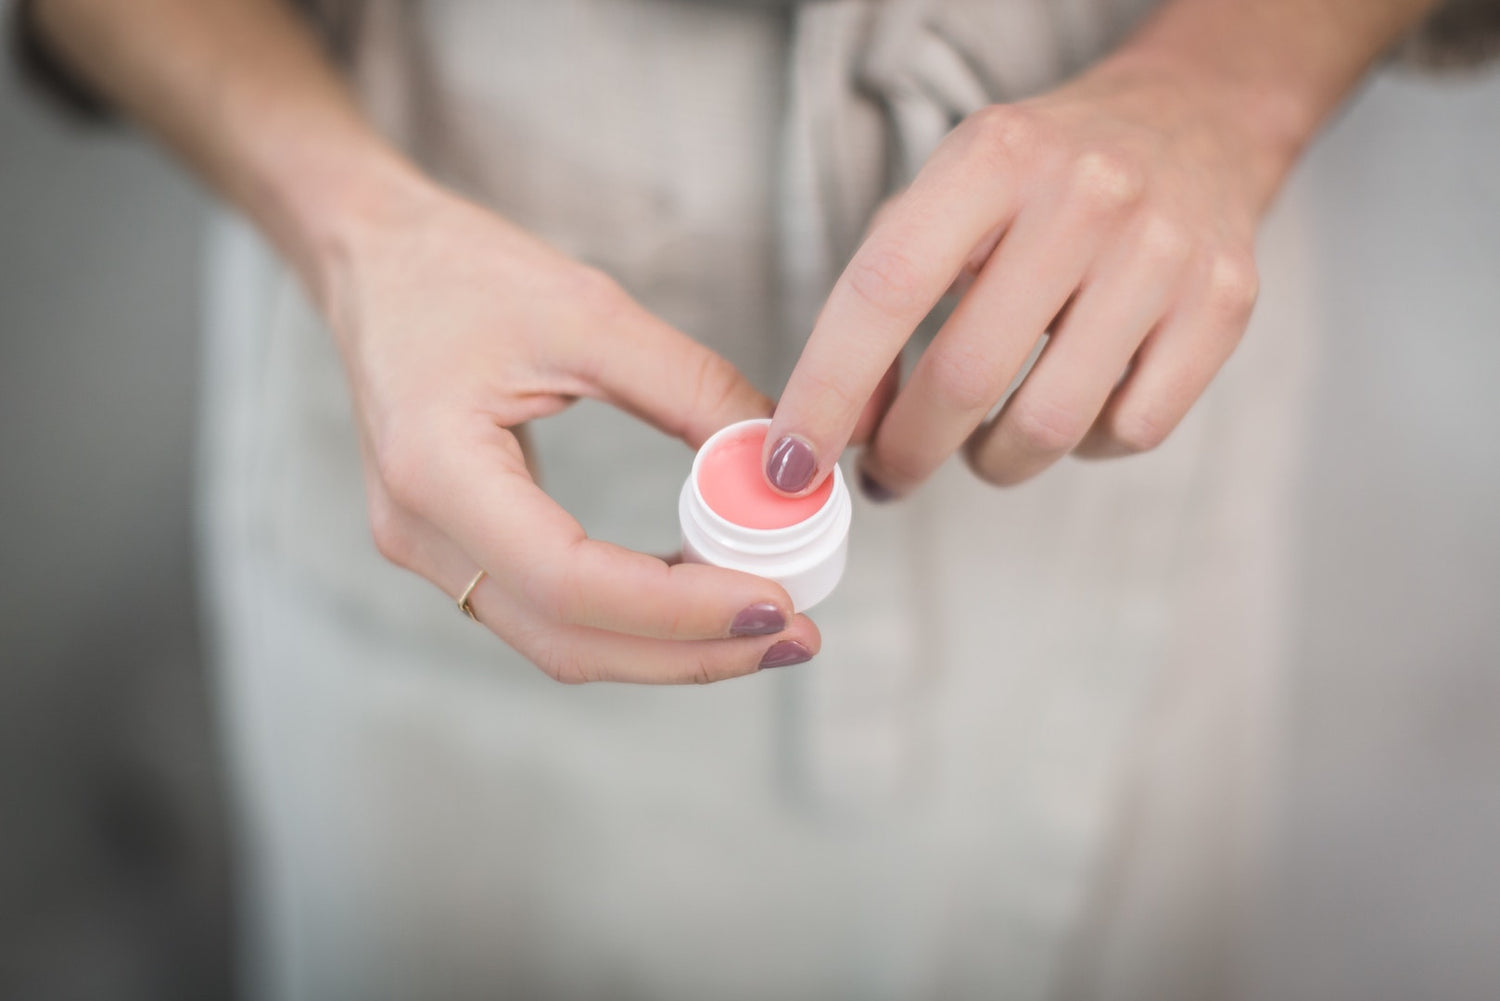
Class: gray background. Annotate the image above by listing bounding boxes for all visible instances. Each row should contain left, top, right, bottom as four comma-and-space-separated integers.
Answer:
1, 21, 1497, 1001
0, 26, 230, 1000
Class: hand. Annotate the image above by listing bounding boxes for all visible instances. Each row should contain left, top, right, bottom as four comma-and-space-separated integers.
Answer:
763, 58, 1277, 498
320, 180, 820, 682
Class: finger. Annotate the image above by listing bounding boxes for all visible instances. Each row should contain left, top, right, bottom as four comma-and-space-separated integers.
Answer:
388, 421, 797, 640
858, 189, 1117, 498
503, 613, 823, 685
394, 523, 821, 684
1075, 250, 1259, 458
848, 357, 901, 448
943, 225, 1004, 300
765, 110, 1027, 496
967, 216, 1192, 486
573, 283, 773, 449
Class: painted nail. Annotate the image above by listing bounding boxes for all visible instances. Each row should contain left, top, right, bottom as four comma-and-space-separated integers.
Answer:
766, 435, 817, 494
759, 640, 812, 669
857, 469, 896, 503
730, 602, 786, 637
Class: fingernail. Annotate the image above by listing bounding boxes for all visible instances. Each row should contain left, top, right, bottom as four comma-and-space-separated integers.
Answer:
730, 602, 786, 637
766, 435, 817, 494
857, 469, 896, 503
759, 640, 812, 670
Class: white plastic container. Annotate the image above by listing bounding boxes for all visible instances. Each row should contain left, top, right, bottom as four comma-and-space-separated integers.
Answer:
679, 418, 851, 612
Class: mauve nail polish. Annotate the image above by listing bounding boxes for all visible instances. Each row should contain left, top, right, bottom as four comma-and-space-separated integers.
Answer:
759, 640, 812, 669
766, 435, 817, 494
730, 602, 786, 637
857, 469, 896, 503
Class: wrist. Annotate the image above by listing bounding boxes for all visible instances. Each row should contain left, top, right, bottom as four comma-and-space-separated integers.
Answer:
1088, 44, 1313, 214
1088, 0, 1447, 216
268, 142, 441, 316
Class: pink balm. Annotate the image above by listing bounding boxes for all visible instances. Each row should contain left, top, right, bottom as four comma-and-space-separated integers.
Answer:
696, 427, 833, 530
680, 417, 851, 610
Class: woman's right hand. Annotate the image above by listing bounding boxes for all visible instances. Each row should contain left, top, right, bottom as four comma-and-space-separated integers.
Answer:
314, 176, 819, 683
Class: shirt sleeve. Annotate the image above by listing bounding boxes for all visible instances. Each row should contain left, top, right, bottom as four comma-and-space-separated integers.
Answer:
8, 0, 113, 121
1395, 0, 1500, 70
6, 0, 356, 124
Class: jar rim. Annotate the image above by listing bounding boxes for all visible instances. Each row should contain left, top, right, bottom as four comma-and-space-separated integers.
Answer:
687, 418, 843, 541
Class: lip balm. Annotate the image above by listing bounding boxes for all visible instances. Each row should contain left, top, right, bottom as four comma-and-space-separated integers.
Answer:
679, 418, 851, 612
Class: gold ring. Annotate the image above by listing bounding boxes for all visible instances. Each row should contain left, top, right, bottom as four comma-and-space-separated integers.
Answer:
457, 569, 487, 621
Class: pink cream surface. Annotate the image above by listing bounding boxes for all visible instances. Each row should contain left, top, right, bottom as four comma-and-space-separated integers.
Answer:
698, 427, 833, 530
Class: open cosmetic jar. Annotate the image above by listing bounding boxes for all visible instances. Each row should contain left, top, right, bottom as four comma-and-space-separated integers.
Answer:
679, 418, 851, 612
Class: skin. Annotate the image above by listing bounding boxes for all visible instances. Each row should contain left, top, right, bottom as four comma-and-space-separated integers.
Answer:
765, 0, 1443, 499
35, 0, 1441, 683
34, 0, 819, 683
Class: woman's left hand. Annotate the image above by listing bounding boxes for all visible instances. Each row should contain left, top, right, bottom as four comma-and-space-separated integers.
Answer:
762, 57, 1286, 498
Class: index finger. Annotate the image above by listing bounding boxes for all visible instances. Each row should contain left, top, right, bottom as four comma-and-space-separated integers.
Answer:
764, 115, 1023, 495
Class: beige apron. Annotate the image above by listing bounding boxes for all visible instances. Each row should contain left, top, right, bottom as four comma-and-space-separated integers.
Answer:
198, 2, 1317, 998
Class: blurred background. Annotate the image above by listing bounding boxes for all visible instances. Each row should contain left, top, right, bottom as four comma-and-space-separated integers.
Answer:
1, 7, 1497, 1000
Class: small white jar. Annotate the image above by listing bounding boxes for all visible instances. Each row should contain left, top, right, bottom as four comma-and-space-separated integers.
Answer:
679, 418, 851, 612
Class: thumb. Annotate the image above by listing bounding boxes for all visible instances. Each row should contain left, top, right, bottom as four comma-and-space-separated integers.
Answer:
584, 300, 771, 448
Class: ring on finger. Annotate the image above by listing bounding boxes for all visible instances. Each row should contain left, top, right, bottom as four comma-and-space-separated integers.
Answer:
457, 569, 487, 621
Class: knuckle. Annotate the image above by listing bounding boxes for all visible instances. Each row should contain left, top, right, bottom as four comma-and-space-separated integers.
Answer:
1010, 399, 1087, 455
531, 630, 594, 684
567, 265, 630, 319
926, 346, 1003, 414
963, 104, 1040, 171
1069, 150, 1145, 216
1135, 213, 1193, 271
965, 443, 1026, 488
687, 350, 746, 425
845, 245, 930, 318
796, 368, 867, 427
698, 650, 754, 685
373, 430, 428, 511
963, 440, 1005, 487
867, 444, 927, 493
1108, 409, 1173, 454
367, 495, 413, 567
1204, 249, 1260, 319
544, 652, 593, 686
689, 654, 718, 686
